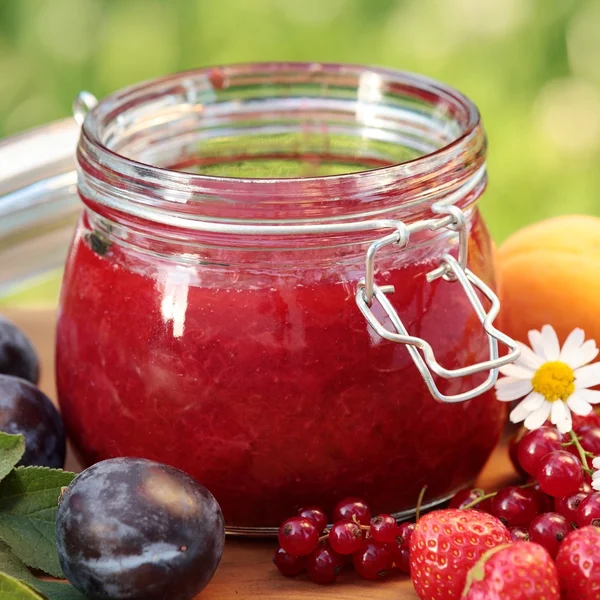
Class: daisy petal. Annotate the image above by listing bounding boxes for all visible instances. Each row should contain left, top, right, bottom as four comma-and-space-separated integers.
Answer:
551, 399, 567, 423
575, 363, 600, 389
560, 328, 586, 361
521, 391, 545, 411
528, 329, 547, 360
593, 456, 600, 469
593, 479, 600, 491
522, 402, 551, 430
550, 401, 573, 434
567, 340, 600, 370
593, 470, 600, 479
557, 413, 573, 434
510, 399, 534, 424
541, 325, 561, 361
567, 394, 593, 416
515, 342, 545, 370
498, 364, 535, 379
577, 389, 600, 405
495, 378, 533, 401
579, 340, 599, 364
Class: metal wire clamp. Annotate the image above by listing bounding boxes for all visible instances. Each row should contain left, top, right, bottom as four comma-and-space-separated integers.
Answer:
355, 203, 521, 404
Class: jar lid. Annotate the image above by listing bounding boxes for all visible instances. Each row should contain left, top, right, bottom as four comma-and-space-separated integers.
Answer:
0, 118, 81, 296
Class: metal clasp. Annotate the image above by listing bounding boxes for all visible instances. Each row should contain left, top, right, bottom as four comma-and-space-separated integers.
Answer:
355, 204, 520, 403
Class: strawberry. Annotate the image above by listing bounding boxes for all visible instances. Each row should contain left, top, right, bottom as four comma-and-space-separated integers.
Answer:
410, 509, 511, 600
556, 526, 600, 599
460, 541, 559, 599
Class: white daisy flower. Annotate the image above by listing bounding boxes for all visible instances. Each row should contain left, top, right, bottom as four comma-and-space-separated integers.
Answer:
495, 325, 600, 434
593, 457, 600, 491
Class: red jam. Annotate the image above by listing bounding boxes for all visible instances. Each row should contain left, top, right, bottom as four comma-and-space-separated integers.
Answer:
56, 209, 504, 529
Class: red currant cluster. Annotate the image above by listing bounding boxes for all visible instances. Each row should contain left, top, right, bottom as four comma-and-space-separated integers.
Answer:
273, 498, 414, 584
453, 421, 600, 559
273, 415, 600, 597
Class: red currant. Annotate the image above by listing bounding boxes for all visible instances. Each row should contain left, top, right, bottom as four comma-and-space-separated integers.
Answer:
449, 488, 491, 512
298, 507, 328, 532
490, 486, 540, 527
509, 429, 528, 478
369, 514, 399, 543
306, 543, 344, 584
396, 522, 416, 546
509, 526, 529, 542
328, 520, 363, 555
352, 539, 394, 580
517, 426, 563, 477
387, 522, 414, 574
528, 512, 571, 558
528, 480, 555, 514
569, 427, 600, 469
393, 545, 410, 574
576, 492, 600, 527
278, 517, 319, 557
554, 482, 592, 524
572, 412, 600, 430
576, 426, 600, 453
536, 451, 584, 498
333, 497, 371, 526
273, 546, 306, 576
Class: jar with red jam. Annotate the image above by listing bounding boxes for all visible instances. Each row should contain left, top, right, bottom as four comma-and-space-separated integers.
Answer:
56, 63, 519, 533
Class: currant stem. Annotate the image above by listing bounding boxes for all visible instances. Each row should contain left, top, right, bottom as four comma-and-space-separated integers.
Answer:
569, 429, 595, 475
462, 492, 496, 511
460, 481, 537, 511
416, 485, 427, 522
520, 481, 537, 489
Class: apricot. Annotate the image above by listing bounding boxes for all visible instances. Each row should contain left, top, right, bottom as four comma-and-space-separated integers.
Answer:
496, 215, 600, 345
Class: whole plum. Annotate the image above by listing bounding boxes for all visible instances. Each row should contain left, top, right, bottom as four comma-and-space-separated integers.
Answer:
0, 316, 40, 383
0, 374, 65, 468
56, 457, 225, 600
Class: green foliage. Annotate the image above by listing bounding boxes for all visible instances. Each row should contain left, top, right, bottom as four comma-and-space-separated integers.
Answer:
0, 467, 76, 577
0, 434, 25, 484
1, 0, 599, 241
0, 572, 44, 600
0, 450, 81, 595
0, 541, 84, 600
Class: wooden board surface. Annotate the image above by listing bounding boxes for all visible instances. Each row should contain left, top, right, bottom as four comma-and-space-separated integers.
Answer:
6, 308, 517, 600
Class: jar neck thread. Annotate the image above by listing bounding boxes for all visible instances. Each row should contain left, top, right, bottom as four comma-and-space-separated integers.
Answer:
76, 63, 487, 253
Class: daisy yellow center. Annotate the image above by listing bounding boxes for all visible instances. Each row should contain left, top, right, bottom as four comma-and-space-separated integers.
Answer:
531, 361, 575, 402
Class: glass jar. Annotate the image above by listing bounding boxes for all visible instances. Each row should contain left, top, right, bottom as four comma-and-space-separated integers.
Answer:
56, 63, 518, 533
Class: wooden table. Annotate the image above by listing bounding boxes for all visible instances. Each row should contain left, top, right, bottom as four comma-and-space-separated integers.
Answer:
6, 308, 517, 600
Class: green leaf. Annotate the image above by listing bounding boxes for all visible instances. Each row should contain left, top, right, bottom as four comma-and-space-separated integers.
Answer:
0, 540, 84, 600
0, 433, 25, 482
0, 571, 44, 599
0, 467, 75, 577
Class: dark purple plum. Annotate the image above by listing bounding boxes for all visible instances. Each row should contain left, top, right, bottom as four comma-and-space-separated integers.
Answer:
0, 316, 39, 383
56, 458, 225, 600
0, 374, 65, 468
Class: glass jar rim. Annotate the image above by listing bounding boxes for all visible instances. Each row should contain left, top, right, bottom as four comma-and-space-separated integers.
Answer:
76, 61, 486, 234
81, 61, 481, 186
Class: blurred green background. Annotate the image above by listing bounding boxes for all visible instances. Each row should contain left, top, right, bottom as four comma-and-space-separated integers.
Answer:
1, 0, 600, 243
